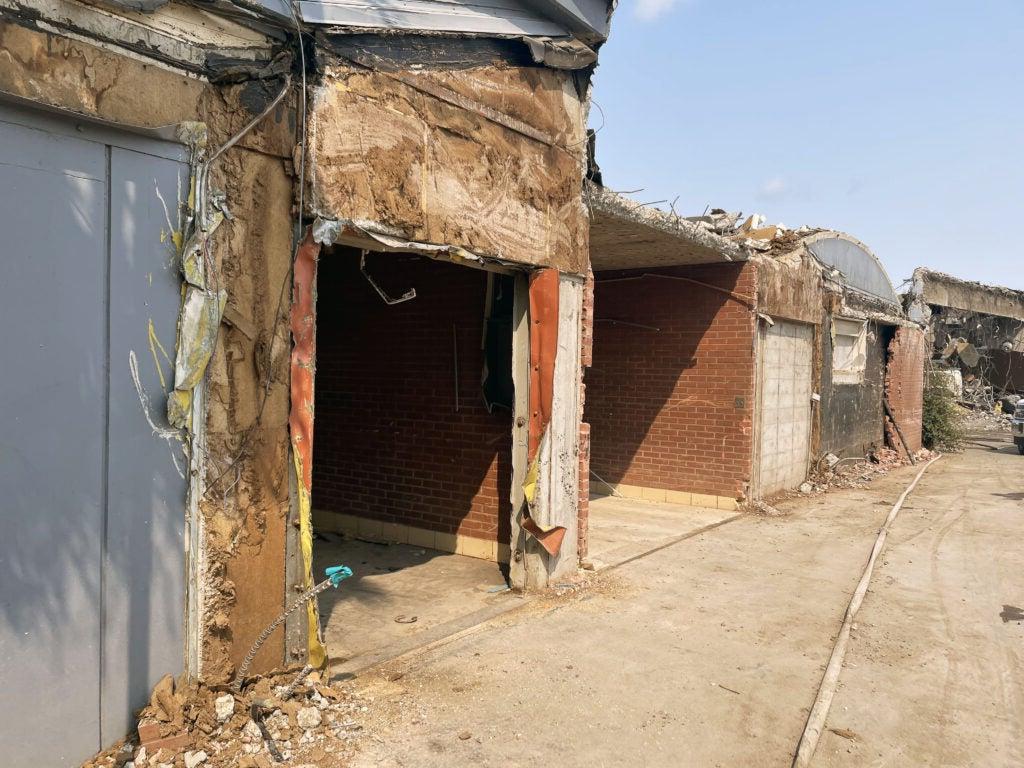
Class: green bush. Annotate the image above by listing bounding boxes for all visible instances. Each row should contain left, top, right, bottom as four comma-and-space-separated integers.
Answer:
922, 373, 964, 451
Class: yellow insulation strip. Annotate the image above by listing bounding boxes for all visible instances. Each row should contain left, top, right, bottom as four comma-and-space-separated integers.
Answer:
293, 447, 326, 668
523, 454, 541, 506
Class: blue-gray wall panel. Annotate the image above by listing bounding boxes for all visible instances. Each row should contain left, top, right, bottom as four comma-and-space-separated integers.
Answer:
0, 106, 188, 766
102, 146, 188, 744
0, 117, 108, 767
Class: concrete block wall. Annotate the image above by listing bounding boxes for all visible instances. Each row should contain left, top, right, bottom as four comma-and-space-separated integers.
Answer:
312, 250, 512, 551
885, 326, 927, 454
586, 263, 757, 504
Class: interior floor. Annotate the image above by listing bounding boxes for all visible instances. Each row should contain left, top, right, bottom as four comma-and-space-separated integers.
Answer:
314, 535, 512, 674
586, 494, 737, 569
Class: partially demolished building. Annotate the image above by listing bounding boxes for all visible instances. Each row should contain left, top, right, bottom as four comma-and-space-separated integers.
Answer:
583, 185, 926, 521
0, 0, 613, 763
907, 268, 1024, 404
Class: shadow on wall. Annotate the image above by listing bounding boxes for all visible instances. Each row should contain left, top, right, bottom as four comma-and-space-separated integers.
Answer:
585, 263, 755, 500
311, 249, 512, 570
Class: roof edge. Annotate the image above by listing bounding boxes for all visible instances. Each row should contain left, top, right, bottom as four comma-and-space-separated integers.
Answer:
586, 181, 749, 263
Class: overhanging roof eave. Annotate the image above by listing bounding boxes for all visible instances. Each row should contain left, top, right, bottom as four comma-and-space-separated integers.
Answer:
587, 182, 749, 271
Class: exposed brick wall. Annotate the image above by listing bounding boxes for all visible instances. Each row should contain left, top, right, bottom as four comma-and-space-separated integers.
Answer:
885, 326, 926, 454
312, 249, 511, 543
586, 263, 757, 501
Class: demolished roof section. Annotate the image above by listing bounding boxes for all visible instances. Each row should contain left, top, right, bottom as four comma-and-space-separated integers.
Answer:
685, 209, 902, 309
907, 267, 1024, 324
587, 182, 749, 270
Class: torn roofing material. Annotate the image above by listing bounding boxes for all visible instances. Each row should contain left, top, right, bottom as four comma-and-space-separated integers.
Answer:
587, 182, 749, 271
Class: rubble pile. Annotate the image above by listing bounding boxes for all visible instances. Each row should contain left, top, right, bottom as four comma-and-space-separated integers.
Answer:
684, 209, 811, 252
958, 403, 1013, 433
802, 448, 936, 493
82, 670, 367, 768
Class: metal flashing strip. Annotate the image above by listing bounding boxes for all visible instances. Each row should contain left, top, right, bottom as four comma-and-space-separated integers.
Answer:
311, 216, 521, 274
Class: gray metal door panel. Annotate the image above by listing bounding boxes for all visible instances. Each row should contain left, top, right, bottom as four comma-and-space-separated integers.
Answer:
0, 119, 108, 767
0, 107, 189, 766
102, 146, 188, 742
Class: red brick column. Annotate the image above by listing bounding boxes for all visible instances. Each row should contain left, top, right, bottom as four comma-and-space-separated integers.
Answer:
885, 326, 927, 454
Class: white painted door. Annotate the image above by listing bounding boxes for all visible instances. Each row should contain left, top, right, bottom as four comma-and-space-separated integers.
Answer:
757, 321, 814, 496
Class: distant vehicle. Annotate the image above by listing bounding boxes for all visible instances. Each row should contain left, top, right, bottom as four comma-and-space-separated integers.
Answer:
1014, 402, 1024, 455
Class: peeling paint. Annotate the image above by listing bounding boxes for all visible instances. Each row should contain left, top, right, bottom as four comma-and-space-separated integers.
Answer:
287, 232, 324, 667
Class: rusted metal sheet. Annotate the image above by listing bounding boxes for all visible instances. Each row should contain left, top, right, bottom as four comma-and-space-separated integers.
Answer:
287, 231, 325, 667
521, 267, 565, 556
527, 267, 559, 463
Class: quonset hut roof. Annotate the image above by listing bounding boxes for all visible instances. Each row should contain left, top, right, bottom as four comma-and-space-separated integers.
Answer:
795, 231, 900, 307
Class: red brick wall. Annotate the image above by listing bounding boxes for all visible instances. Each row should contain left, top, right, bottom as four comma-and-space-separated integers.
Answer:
885, 326, 926, 454
586, 263, 757, 501
312, 250, 511, 543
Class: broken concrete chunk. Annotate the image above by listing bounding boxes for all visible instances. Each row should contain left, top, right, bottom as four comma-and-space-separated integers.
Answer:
296, 706, 322, 729
214, 693, 235, 723
799, 482, 814, 494
183, 751, 208, 768
241, 719, 262, 743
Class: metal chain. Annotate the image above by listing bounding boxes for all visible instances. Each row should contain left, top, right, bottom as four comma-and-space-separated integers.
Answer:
232, 577, 334, 692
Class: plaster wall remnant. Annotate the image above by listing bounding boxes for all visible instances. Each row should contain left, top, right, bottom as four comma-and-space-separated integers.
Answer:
307, 59, 591, 275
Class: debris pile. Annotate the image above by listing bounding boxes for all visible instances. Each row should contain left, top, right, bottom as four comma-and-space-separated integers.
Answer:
82, 671, 367, 768
685, 209, 809, 252
802, 447, 937, 493
958, 403, 1013, 433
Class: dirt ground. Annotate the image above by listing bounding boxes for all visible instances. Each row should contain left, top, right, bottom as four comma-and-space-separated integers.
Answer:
338, 438, 1023, 767
99, 437, 1021, 767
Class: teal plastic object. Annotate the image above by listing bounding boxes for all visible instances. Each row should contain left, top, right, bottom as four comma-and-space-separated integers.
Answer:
325, 565, 353, 587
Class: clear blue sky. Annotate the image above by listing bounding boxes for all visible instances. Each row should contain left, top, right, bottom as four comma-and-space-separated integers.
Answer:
590, 1, 1024, 290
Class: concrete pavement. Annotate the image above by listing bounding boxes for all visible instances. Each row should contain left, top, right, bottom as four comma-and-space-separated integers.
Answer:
343, 441, 1023, 767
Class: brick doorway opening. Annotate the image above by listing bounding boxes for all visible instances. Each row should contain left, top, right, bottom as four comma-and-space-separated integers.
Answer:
310, 246, 516, 669
582, 265, 755, 567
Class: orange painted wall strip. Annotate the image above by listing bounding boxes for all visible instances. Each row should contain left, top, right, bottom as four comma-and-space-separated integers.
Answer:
290, 230, 320, 490
527, 268, 560, 463
287, 230, 325, 666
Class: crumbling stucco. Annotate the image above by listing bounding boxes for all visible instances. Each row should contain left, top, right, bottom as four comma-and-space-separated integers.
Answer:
752, 250, 825, 326
307, 59, 590, 274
